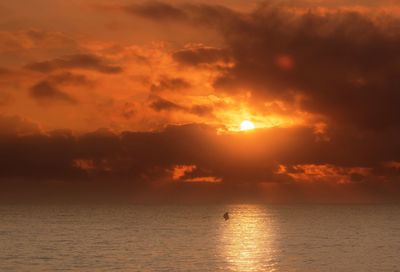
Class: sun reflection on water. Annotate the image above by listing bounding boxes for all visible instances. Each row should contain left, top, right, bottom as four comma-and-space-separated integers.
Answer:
219, 205, 277, 272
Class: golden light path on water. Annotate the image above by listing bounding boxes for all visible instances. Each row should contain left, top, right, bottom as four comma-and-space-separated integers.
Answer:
219, 205, 277, 272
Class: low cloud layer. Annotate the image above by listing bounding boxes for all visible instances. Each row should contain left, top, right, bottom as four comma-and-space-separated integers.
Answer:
1, 114, 400, 203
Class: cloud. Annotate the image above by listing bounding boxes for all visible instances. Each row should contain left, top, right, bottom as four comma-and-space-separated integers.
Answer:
1, 115, 400, 202
25, 54, 123, 74
150, 76, 191, 92
149, 96, 184, 111
211, 6, 400, 131
0, 115, 41, 136
26, 72, 90, 105
47, 72, 92, 86
0, 92, 13, 106
2, 2, 400, 203
121, 1, 238, 29
30, 81, 77, 104
173, 46, 230, 66
149, 96, 214, 117
0, 29, 77, 53
124, 1, 188, 21
256, 0, 400, 10
189, 105, 214, 117
172, 164, 221, 183
128, 2, 400, 131
0, 67, 11, 76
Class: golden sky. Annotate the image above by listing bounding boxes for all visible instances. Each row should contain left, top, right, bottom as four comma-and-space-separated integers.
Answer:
1, 0, 400, 203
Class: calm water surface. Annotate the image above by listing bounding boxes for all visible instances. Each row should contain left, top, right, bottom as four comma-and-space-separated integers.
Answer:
0, 205, 399, 271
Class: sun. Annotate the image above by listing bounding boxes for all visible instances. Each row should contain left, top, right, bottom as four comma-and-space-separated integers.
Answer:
240, 120, 255, 131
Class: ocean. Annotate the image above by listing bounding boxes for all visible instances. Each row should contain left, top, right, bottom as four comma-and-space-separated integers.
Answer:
0, 205, 399, 271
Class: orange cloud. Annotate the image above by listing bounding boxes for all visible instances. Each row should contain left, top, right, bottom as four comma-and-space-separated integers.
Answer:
277, 164, 371, 184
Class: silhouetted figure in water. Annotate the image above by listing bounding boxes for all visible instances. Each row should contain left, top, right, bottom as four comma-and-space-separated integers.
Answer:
223, 212, 229, 220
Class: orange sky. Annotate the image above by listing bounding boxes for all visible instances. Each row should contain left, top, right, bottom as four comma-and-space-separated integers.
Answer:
1, 0, 400, 203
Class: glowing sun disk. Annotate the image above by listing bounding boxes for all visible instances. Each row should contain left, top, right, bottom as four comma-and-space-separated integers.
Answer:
240, 120, 255, 131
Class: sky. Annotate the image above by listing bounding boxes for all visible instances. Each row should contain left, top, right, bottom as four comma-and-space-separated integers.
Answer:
1, 0, 400, 203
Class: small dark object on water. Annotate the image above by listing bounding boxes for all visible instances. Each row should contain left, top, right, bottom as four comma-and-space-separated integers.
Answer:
223, 212, 229, 220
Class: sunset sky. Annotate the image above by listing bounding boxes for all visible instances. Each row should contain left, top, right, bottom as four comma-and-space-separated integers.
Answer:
1, 0, 400, 203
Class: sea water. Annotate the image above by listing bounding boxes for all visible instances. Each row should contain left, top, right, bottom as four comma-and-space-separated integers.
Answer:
0, 205, 399, 271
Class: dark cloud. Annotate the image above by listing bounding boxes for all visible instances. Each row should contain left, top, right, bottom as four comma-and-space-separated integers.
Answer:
0, 29, 78, 55
149, 96, 214, 117
25, 54, 123, 74
0, 115, 41, 136
173, 46, 230, 66
211, 7, 400, 131
122, 1, 236, 25
258, 0, 400, 9
121, 102, 136, 120
149, 96, 184, 111
150, 76, 191, 92
28, 72, 89, 105
1, 116, 400, 202
0, 67, 11, 76
189, 105, 214, 117
127, 2, 400, 131
47, 72, 92, 86
30, 81, 77, 104
124, 1, 188, 21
